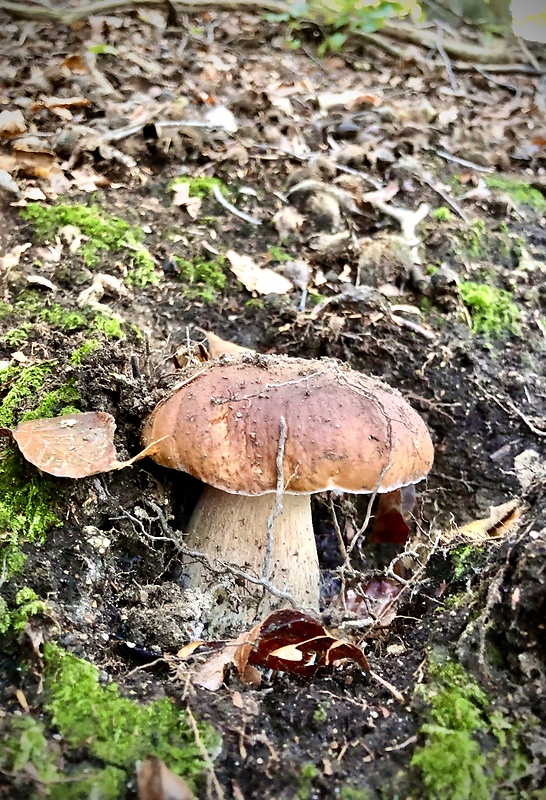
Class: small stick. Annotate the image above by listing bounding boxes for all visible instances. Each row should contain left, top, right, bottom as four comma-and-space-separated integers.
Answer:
211, 184, 261, 226
436, 22, 459, 92
434, 149, 493, 173
186, 705, 225, 800
263, 416, 287, 580
368, 669, 405, 703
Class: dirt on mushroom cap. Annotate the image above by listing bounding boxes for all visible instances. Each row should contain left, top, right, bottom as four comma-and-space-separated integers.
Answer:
142, 354, 434, 496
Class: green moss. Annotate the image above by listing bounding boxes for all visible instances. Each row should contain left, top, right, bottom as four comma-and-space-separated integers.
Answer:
297, 762, 319, 800
0, 363, 80, 577
20, 202, 144, 268
245, 298, 264, 310
485, 176, 546, 213
70, 339, 100, 365
459, 281, 520, 337
412, 655, 532, 800
168, 175, 229, 199
43, 643, 220, 790
93, 314, 124, 339
433, 206, 453, 222
40, 305, 87, 332
0, 595, 10, 633
340, 789, 372, 800
124, 231, 160, 287
2, 323, 33, 347
451, 544, 486, 582
268, 245, 293, 263
464, 219, 487, 259
312, 702, 328, 723
1, 716, 126, 800
0, 300, 13, 320
173, 255, 226, 301
308, 292, 325, 305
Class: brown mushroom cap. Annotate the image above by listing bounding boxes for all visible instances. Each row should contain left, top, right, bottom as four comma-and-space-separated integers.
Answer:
142, 355, 433, 496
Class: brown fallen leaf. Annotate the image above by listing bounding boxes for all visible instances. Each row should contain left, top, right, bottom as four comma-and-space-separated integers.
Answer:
12, 411, 162, 479
188, 609, 369, 689
0, 109, 26, 138
205, 331, 254, 358
12, 412, 119, 479
368, 485, 416, 545
226, 250, 293, 295
450, 499, 522, 545
344, 578, 401, 627
137, 756, 194, 800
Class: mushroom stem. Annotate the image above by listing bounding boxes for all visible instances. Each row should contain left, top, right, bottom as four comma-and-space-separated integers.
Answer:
184, 486, 320, 631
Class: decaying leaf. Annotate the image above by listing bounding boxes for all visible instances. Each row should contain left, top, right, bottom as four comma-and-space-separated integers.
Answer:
0, 109, 26, 138
226, 250, 293, 295
448, 499, 522, 545
12, 412, 120, 478
368, 486, 416, 545
137, 756, 194, 800
187, 609, 370, 690
205, 331, 254, 358
344, 578, 401, 627
12, 411, 163, 478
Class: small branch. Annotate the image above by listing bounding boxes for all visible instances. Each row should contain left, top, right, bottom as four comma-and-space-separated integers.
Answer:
368, 669, 405, 703
143, 500, 299, 605
381, 20, 511, 64
263, 416, 287, 580
211, 184, 261, 226
434, 148, 493, 173
0, 0, 288, 23
436, 22, 459, 92
186, 705, 225, 800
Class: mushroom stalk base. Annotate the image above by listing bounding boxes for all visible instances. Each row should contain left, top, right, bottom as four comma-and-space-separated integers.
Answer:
184, 486, 320, 633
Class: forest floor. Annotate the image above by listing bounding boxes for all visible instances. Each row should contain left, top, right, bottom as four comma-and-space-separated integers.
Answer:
1, 5, 546, 799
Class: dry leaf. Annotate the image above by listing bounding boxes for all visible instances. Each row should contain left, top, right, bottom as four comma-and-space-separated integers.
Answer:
190, 609, 369, 689
12, 412, 119, 478
226, 250, 293, 295
344, 578, 401, 627
205, 331, 254, 358
0, 243, 31, 272
171, 182, 202, 218
453, 499, 522, 545
0, 109, 26, 138
137, 756, 194, 800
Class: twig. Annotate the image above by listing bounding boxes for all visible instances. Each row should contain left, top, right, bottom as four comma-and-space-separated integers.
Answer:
263, 416, 287, 580
0, 0, 288, 24
516, 35, 541, 72
480, 388, 546, 438
434, 148, 493, 173
380, 20, 511, 64
186, 705, 225, 800
211, 184, 261, 226
436, 22, 459, 92
473, 66, 521, 95
144, 500, 299, 605
368, 669, 405, 703
390, 313, 436, 340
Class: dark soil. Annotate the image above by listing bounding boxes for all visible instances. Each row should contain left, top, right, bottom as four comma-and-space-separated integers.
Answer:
1, 6, 546, 799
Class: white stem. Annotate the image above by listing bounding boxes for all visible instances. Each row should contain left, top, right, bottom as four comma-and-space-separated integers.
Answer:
184, 486, 320, 632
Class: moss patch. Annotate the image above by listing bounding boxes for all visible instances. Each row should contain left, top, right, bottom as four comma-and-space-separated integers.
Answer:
459, 281, 520, 337
40, 643, 220, 794
20, 202, 159, 284
412, 654, 532, 800
485, 176, 546, 213
173, 255, 226, 301
0, 363, 80, 577
168, 175, 229, 199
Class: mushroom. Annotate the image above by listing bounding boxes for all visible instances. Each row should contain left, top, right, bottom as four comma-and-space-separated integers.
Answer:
142, 354, 433, 631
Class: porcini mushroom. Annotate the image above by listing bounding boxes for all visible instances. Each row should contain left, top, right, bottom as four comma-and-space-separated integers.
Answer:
142, 354, 433, 631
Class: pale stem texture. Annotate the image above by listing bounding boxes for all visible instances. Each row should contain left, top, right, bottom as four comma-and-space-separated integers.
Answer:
184, 486, 320, 631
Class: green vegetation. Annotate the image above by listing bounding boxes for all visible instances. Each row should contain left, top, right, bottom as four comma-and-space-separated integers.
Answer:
459, 281, 520, 337
464, 219, 487, 259
70, 339, 100, 364
312, 702, 328, 724
340, 789, 372, 800
0, 587, 51, 633
169, 175, 229, 199
412, 655, 531, 800
173, 255, 226, 301
268, 244, 294, 263
297, 762, 320, 800
485, 176, 546, 213
451, 544, 486, 583
94, 313, 125, 339
245, 298, 264, 310
433, 206, 453, 222
20, 203, 158, 284
269, 0, 420, 55
0, 363, 80, 577
0, 642, 221, 800
1, 716, 126, 800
